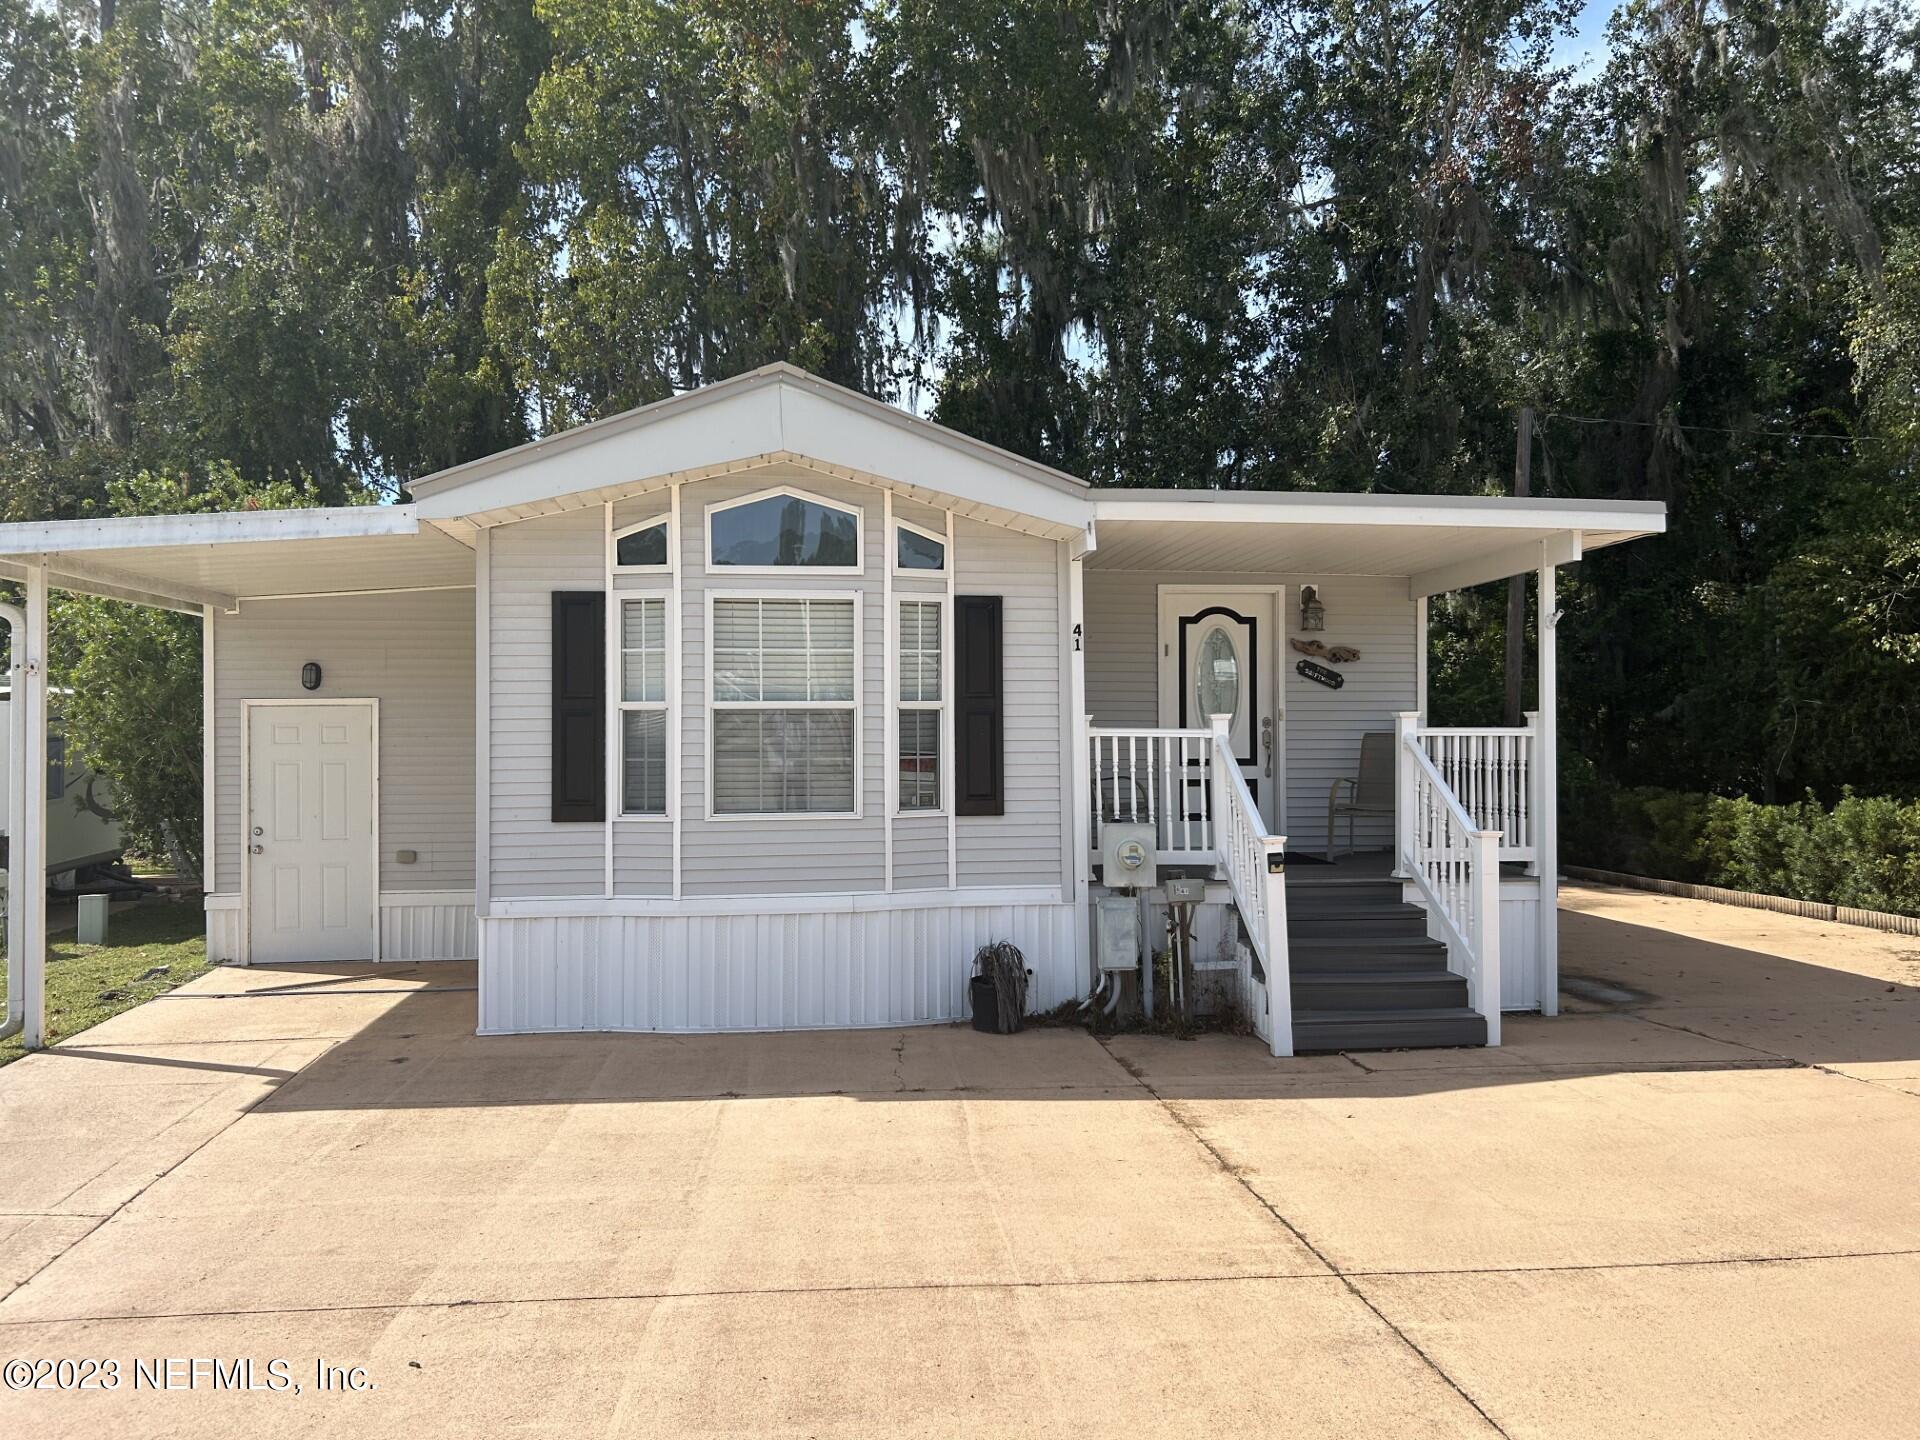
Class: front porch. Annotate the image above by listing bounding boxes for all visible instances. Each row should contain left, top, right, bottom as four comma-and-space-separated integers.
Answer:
1065, 489, 1666, 1054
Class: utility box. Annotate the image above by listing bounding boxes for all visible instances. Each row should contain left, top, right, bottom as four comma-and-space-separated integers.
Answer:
1163, 876, 1208, 905
76, 892, 109, 946
1100, 823, 1157, 891
1095, 896, 1143, 973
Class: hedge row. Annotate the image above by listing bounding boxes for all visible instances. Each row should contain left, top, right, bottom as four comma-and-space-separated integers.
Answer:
1562, 784, 1920, 919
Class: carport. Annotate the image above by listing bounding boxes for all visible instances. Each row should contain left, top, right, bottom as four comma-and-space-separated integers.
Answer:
0, 505, 472, 1047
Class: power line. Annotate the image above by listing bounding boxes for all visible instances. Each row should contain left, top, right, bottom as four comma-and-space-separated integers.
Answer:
1541, 410, 1907, 446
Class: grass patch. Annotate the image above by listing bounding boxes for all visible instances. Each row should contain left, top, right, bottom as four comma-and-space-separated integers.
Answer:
0, 901, 210, 1067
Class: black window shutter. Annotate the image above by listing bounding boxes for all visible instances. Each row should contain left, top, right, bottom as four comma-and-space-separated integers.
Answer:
551, 590, 605, 823
954, 594, 1004, 817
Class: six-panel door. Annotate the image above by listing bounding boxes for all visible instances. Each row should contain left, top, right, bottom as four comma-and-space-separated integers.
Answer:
246, 703, 376, 964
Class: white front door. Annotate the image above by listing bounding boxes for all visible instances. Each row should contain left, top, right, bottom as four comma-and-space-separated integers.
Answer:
246, 703, 376, 964
1158, 589, 1281, 828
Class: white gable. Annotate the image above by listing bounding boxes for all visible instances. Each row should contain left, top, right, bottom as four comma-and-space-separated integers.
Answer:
408, 364, 1092, 536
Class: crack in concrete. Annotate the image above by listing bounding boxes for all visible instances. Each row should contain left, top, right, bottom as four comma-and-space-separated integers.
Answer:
1096, 1036, 1515, 1440
9, 1246, 1919, 1330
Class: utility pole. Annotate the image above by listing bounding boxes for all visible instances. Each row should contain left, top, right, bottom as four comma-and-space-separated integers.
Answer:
1505, 406, 1533, 728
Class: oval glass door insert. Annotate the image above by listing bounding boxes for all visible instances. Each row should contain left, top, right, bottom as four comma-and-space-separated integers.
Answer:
1193, 624, 1241, 722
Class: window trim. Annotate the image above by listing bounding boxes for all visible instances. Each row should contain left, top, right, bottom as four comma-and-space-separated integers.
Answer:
614, 592, 674, 821
609, 514, 671, 573
704, 587, 865, 821
704, 485, 865, 577
893, 595, 948, 817
892, 518, 948, 576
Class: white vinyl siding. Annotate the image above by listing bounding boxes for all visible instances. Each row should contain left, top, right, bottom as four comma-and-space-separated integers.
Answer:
679, 469, 886, 895
1082, 568, 1417, 853
211, 589, 474, 894
482, 470, 1070, 900
953, 520, 1065, 888
489, 507, 605, 897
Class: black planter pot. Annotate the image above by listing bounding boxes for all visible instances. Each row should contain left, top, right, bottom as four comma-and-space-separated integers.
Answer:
969, 974, 1004, 1033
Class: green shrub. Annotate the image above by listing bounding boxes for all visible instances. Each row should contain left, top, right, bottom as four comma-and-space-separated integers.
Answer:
1564, 780, 1920, 917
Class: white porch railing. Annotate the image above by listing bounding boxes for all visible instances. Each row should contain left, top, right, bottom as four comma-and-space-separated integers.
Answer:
1207, 716, 1292, 1057
1413, 715, 1538, 865
1088, 726, 1215, 859
1397, 728, 1502, 1045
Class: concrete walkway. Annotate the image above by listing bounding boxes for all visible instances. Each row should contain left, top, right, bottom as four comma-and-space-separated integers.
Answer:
2, 883, 1917, 1437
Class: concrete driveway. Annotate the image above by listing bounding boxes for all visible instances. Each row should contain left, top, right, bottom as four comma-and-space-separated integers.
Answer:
3, 882, 1918, 1438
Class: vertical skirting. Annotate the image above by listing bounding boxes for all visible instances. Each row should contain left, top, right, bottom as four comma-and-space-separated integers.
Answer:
205, 898, 242, 964
205, 891, 477, 964
477, 898, 1080, 1034
1497, 880, 1541, 1012
381, 892, 480, 961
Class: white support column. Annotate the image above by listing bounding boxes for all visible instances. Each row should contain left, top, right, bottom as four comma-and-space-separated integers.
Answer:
1261, 842, 1293, 1058
1473, 827, 1503, 1045
602, 502, 615, 900
882, 491, 895, 893
2, 601, 26, 1041
474, 527, 491, 916
1392, 711, 1420, 879
1067, 554, 1091, 923
1536, 558, 1559, 1016
1414, 595, 1429, 723
19, 562, 49, 1048
200, 605, 216, 893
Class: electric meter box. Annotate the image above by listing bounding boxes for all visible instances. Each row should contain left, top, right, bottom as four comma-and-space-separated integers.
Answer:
1100, 823, 1158, 890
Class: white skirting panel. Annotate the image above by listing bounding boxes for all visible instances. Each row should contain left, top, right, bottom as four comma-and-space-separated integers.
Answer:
381, 891, 479, 961
205, 895, 241, 963
204, 890, 477, 964
1498, 878, 1543, 1012
478, 899, 1084, 1035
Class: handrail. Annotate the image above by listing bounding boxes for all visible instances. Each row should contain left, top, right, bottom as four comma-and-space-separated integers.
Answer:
1405, 739, 1477, 835
1411, 720, 1537, 862
1398, 728, 1502, 1045
1087, 724, 1215, 856
1206, 719, 1292, 1057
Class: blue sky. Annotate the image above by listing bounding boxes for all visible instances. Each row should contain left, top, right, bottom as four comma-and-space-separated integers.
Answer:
1554, 0, 1619, 73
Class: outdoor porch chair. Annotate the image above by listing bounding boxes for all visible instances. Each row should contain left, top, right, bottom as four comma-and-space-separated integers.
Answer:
1327, 730, 1396, 861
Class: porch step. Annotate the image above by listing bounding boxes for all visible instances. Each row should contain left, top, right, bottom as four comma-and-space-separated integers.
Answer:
1291, 1006, 1488, 1053
1278, 874, 1488, 1053
1291, 968, 1468, 1012
1288, 934, 1450, 972
1286, 879, 1403, 906
1289, 906, 1431, 941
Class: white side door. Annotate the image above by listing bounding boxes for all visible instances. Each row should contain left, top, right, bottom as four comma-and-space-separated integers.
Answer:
1157, 589, 1281, 829
246, 703, 376, 964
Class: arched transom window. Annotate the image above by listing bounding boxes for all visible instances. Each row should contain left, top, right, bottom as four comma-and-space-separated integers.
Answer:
706, 487, 862, 573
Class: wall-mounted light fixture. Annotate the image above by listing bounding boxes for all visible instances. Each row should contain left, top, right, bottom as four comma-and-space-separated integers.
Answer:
301, 662, 323, 691
1299, 585, 1325, 632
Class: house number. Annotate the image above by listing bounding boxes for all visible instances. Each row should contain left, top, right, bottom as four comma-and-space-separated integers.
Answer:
1072, 623, 1082, 652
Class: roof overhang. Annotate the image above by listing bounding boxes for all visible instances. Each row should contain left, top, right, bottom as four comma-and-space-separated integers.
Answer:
1087, 490, 1666, 595
408, 364, 1092, 537
0, 506, 473, 613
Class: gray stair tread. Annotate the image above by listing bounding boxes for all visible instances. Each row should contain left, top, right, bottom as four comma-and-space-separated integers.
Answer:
1291, 1007, 1488, 1053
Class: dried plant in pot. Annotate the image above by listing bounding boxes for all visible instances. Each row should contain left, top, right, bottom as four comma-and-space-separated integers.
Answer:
969, 939, 1029, 1035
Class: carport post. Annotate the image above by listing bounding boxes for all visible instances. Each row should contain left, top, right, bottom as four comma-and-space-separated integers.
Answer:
1536, 556, 1558, 1017
14, 562, 49, 1047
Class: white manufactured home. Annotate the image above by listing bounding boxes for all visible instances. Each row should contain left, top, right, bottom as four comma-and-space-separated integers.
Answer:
0, 365, 1663, 1055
